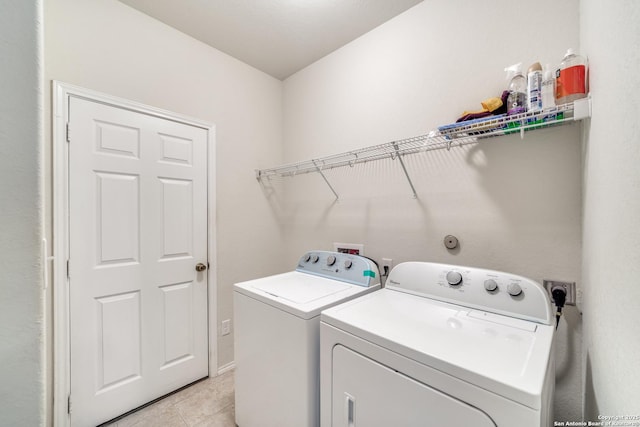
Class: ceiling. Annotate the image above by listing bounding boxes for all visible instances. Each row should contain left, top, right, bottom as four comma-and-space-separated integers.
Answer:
118, 0, 423, 80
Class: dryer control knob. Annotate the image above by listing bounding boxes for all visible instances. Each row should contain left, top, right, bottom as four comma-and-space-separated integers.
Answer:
507, 283, 523, 296
446, 270, 463, 286
303, 254, 311, 262
327, 255, 336, 266
311, 254, 319, 263
344, 260, 353, 269
484, 279, 498, 292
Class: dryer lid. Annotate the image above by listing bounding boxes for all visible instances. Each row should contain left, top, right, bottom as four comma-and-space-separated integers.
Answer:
321, 288, 555, 409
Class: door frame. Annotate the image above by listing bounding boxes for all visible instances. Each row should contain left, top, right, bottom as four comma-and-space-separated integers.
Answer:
52, 81, 218, 426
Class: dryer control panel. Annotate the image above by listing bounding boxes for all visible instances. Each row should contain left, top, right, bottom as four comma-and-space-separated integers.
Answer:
296, 251, 380, 287
386, 262, 553, 325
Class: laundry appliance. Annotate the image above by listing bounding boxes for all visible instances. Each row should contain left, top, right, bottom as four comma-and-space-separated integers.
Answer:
320, 261, 555, 427
234, 250, 381, 427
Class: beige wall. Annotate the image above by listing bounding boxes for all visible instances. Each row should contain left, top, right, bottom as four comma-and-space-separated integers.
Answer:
282, 0, 583, 419
580, 0, 640, 418
44, 0, 286, 385
0, 1, 45, 425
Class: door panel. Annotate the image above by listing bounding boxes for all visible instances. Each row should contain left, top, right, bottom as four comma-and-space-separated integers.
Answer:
95, 120, 140, 158
96, 291, 142, 391
332, 345, 496, 427
159, 133, 193, 165
69, 96, 208, 426
160, 281, 195, 367
159, 178, 193, 258
96, 172, 140, 264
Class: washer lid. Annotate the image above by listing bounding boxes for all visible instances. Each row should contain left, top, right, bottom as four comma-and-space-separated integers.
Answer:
235, 271, 380, 319
321, 288, 555, 409
252, 273, 351, 304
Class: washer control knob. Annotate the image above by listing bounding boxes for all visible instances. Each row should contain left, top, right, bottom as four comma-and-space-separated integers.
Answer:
327, 255, 336, 266
310, 254, 319, 263
344, 260, 353, 269
303, 254, 311, 262
507, 283, 523, 296
484, 279, 498, 292
446, 270, 463, 286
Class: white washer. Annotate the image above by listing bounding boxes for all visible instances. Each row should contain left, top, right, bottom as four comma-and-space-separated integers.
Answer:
320, 262, 555, 427
234, 251, 381, 427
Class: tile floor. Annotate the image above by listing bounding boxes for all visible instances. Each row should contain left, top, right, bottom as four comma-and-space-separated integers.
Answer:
103, 370, 235, 427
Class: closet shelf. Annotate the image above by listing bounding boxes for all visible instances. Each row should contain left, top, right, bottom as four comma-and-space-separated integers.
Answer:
256, 97, 591, 199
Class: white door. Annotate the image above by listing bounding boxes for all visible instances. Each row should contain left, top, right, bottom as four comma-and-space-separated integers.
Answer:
68, 96, 209, 426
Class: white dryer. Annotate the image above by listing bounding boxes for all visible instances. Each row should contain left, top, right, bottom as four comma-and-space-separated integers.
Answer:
234, 251, 381, 427
320, 262, 555, 427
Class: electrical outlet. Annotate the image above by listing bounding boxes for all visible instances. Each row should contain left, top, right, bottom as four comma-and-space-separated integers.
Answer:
543, 280, 576, 306
221, 319, 231, 336
381, 258, 393, 275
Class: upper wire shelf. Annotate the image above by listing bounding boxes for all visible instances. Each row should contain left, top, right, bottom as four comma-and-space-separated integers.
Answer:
256, 97, 591, 198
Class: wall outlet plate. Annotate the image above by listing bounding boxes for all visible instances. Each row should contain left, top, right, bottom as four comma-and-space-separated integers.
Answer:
543, 280, 576, 306
221, 319, 231, 336
333, 242, 364, 255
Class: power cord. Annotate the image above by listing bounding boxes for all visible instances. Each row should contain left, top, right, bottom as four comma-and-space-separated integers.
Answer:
551, 286, 567, 329
382, 265, 390, 277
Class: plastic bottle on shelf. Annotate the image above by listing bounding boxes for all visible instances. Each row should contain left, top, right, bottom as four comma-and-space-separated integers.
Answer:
527, 62, 543, 112
541, 64, 556, 109
555, 48, 587, 105
505, 63, 527, 115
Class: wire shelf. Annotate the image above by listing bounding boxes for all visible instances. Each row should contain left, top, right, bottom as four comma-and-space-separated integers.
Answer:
256, 98, 590, 198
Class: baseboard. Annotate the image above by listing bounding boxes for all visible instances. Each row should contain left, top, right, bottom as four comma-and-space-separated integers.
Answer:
217, 361, 235, 376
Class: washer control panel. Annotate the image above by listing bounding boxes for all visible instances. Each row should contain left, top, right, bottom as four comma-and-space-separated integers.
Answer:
385, 262, 552, 325
296, 251, 380, 287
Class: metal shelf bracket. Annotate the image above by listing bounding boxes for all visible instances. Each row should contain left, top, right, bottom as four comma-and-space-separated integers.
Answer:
392, 142, 418, 199
312, 159, 339, 200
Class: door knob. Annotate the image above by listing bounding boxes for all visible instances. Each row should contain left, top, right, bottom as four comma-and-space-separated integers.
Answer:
195, 263, 207, 272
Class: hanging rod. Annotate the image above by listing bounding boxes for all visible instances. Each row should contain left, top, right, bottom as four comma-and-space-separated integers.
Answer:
255, 98, 590, 198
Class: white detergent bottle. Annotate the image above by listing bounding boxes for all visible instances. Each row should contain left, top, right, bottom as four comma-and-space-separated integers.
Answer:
527, 62, 543, 112
541, 64, 556, 109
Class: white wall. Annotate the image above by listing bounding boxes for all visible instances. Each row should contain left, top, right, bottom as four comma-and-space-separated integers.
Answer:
0, 1, 45, 425
44, 0, 286, 379
580, 0, 640, 418
283, 0, 583, 419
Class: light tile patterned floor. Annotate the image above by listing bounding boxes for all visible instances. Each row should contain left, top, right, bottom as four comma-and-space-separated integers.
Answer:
103, 370, 235, 427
